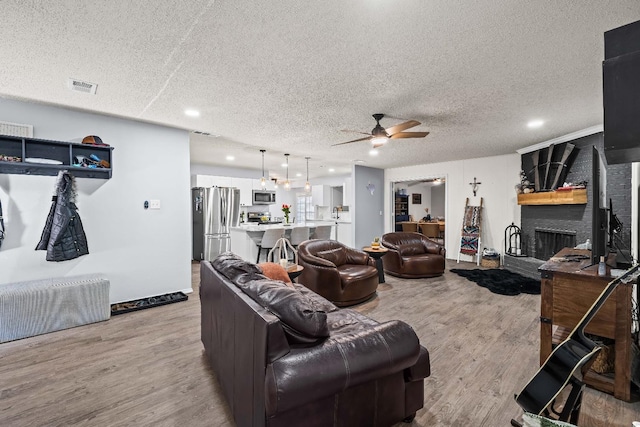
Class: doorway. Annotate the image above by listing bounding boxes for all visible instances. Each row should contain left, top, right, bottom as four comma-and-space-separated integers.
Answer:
392, 177, 447, 244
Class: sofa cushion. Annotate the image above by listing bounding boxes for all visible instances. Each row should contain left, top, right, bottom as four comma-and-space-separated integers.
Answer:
399, 242, 425, 256
213, 252, 263, 284
258, 262, 293, 286
241, 278, 329, 345
292, 283, 339, 313
316, 247, 347, 266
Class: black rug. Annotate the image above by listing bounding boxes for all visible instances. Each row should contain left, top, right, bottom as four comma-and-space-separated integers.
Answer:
450, 268, 540, 296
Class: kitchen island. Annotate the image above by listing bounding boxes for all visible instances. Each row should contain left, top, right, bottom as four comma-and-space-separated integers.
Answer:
230, 222, 338, 262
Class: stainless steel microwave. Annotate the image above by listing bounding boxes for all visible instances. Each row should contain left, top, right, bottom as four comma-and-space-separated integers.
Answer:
252, 190, 276, 204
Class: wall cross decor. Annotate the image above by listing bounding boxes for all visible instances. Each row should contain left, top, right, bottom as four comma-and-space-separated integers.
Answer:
469, 177, 482, 196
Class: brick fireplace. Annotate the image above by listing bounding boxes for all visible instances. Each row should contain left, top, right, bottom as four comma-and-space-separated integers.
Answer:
504, 132, 631, 279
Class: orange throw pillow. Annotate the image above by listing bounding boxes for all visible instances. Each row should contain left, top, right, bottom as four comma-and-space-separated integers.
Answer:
258, 262, 293, 286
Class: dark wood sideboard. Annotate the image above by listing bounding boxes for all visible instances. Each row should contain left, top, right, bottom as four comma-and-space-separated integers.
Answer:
539, 248, 635, 401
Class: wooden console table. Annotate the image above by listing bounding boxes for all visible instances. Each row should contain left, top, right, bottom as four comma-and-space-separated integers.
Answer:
539, 248, 634, 401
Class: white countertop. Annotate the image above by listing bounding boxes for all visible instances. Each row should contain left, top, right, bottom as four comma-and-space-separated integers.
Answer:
232, 222, 338, 232
311, 219, 352, 224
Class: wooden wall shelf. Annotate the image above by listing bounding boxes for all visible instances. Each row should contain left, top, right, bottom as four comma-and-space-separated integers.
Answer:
517, 189, 587, 205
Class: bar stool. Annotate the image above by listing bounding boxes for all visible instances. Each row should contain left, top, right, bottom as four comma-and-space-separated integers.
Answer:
256, 228, 285, 263
311, 225, 332, 240
289, 226, 310, 249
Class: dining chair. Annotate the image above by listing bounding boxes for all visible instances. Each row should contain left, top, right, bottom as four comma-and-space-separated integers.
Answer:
401, 222, 418, 233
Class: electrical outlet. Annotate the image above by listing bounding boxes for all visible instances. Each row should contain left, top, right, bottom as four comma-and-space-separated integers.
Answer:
149, 199, 161, 210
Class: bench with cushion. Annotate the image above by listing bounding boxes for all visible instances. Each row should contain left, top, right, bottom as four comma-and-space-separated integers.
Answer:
0, 274, 110, 343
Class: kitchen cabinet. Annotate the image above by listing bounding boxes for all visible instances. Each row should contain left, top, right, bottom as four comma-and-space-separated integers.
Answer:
191, 175, 214, 187
312, 185, 331, 206
191, 175, 232, 187
210, 176, 232, 187
231, 177, 253, 206
336, 222, 353, 247
0, 135, 113, 179
343, 178, 352, 206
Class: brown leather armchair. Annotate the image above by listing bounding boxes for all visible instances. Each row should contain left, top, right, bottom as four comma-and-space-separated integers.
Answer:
297, 240, 379, 306
381, 232, 446, 278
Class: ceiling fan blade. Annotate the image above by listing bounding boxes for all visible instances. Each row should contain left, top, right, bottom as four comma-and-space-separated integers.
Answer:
332, 136, 373, 146
340, 129, 372, 136
385, 120, 421, 136
390, 131, 429, 139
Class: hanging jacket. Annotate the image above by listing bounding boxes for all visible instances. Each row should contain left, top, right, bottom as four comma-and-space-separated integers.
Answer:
36, 171, 89, 261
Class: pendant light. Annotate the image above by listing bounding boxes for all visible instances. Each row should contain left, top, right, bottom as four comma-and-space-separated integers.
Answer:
260, 149, 267, 188
284, 153, 290, 190
272, 178, 278, 189
304, 157, 311, 193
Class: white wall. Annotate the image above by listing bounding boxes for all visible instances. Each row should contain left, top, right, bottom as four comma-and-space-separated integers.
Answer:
0, 98, 191, 303
409, 184, 432, 220
385, 153, 521, 260
191, 163, 260, 179
431, 184, 445, 218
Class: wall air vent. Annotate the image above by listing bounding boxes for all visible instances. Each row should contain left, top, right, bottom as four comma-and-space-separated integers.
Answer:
67, 78, 98, 95
0, 120, 33, 137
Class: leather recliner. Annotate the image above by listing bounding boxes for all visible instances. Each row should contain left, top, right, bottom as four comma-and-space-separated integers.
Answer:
381, 232, 446, 278
297, 240, 379, 306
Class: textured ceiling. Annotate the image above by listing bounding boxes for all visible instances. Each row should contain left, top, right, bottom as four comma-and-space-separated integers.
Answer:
1, 1, 639, 180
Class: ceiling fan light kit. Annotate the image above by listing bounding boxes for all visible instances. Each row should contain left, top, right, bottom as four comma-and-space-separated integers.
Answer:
334, 113, 429, 148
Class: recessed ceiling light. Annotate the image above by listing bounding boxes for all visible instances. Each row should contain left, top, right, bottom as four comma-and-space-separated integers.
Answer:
185, 109, 200, 117
281, 163, 288, 168
226, 155, 235, 161
296, 173, 302, 177
354, 159, 365, 164
329, 168, 335, 172
369, 149, 379, 156
527, 119, 544, 128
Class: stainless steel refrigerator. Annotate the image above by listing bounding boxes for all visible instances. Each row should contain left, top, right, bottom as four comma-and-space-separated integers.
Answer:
192, 186, 240, 261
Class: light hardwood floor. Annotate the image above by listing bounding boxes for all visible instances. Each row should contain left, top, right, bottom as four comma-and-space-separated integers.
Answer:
1, 260, 639, 426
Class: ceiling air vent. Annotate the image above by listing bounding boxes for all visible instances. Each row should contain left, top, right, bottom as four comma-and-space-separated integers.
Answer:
67, 78, 98, 95
0, 120, 33, 137
192, 131, 220, 137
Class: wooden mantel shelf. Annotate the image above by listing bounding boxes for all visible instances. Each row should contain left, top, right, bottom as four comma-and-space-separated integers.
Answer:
517, 188, 587, 206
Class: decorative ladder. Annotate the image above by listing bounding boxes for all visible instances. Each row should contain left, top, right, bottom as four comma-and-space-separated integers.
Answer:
457, 197, 483, 266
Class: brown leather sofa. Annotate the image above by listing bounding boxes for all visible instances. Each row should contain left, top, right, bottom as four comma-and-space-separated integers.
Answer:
297, 239, 379, 306
381, 232, 446, 278
201, 252, 431, 427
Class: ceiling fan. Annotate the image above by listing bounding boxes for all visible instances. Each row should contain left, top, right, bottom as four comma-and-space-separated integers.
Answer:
333, 113, 429, 148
